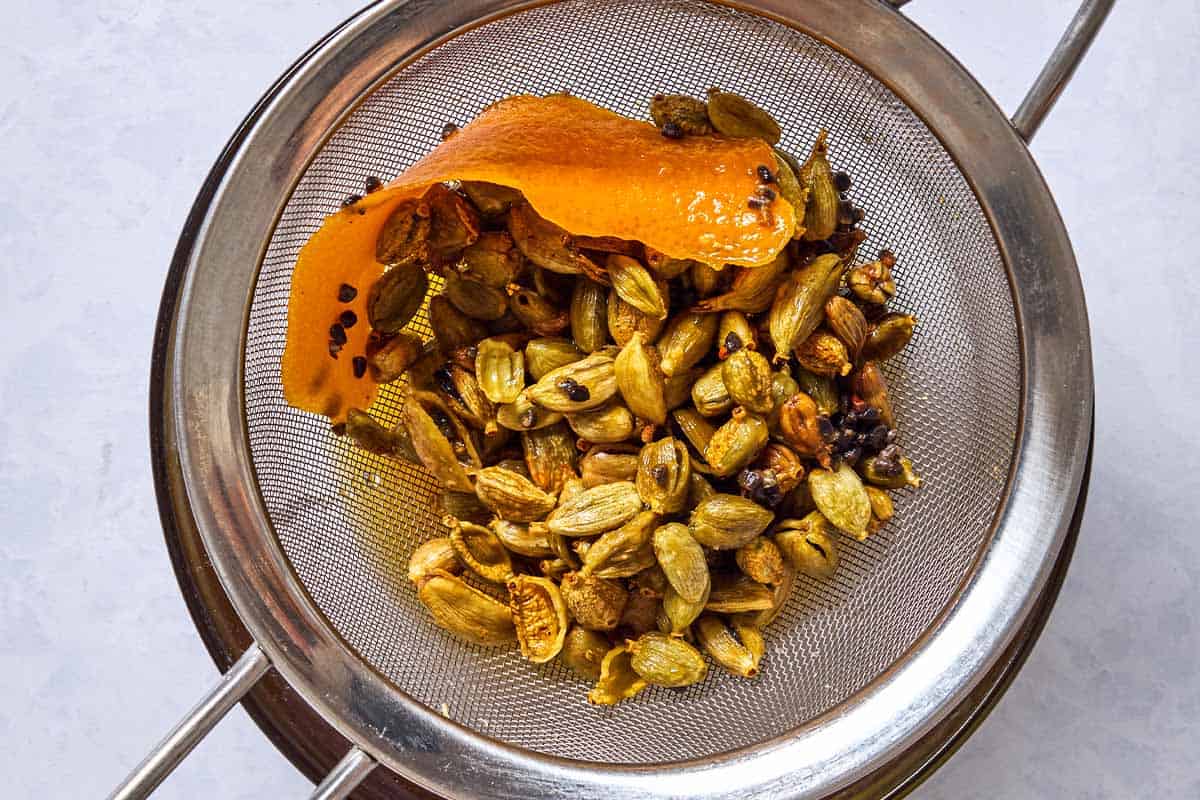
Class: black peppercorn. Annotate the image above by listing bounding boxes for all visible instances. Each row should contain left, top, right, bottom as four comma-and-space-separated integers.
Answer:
337, 283, 357, 303
833, 171, 852, 193
339, 310, 358, 329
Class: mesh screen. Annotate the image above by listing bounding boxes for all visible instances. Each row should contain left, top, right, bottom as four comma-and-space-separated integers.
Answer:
244, 0, 1020, 764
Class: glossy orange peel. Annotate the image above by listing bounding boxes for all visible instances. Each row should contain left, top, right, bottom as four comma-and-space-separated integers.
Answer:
282, 94, 794, 420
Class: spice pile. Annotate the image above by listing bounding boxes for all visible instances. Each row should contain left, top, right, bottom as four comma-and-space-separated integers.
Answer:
315, 90, 921, 705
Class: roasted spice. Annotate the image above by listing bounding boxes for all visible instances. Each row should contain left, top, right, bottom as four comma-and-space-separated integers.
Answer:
339, 310, 358, 329
352, 356, 368, 379
337, 283, 357, 303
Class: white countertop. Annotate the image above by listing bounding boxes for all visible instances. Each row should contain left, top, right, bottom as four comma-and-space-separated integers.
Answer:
1, 1, 1196, 797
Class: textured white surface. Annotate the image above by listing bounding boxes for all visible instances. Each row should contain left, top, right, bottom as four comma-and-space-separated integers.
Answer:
0, 1, 1195, 798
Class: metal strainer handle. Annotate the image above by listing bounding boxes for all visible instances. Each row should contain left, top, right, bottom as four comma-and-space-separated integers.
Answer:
891, 0, 1115, 142
106, 645, 374, 799
112, 0, 1111, 797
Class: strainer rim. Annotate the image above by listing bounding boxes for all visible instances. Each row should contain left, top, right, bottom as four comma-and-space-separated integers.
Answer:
159, 0, 1093, 797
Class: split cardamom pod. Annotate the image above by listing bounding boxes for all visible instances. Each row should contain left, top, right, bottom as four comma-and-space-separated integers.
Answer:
417, 569, 515, 646
507, 574, 569, 663
527, 351, 617, 412
475, 337, 525, 404
695, 614, 764, 678
447, 516, 514, 584
560, 572, 628, 632
587, 643, 647, 705
774, 512, 839, 578
407, 537, 462, 584
560, 626, 611, 681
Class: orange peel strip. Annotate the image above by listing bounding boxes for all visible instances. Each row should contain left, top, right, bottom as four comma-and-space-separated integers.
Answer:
282, 94, 794, 421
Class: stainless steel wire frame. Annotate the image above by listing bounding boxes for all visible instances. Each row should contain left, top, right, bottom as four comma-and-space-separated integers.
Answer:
121, 0, 1105, 797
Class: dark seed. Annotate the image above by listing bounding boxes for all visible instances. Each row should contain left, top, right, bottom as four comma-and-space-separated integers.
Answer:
843, 411, 859, 427
434, 366, 461, 400
330, 422, 347, 436
519, 408, 537, 429
341, 193, 363, 208
859, 406, 881, 425
557, 378, 590, 402
661, 122, 683, 139
885, 429, 899, 444
352, 356, 368, 379
364, 176, 383, 193
841, 446, 862, 466
756, 165, 776, 184
872, 456, 900, 477
329, 323, 347, 345
879, 443, 902, 461
339, 310, 358, 329
852, 206, 866, 224
723, 331, 743, 355
830, 411, 845, 427
833, 171, 852, 193
818, 416, 837, 441
338, 283, 358, 303
747, 196, 767, 209
866, 425, 889, 451
441, 122, 459, 140
652, 465, 670, 487
756, 185, 776, 202
328, 340, 342, 359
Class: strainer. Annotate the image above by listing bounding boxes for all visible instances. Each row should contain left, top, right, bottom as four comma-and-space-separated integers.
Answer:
118, 0, 1104, 797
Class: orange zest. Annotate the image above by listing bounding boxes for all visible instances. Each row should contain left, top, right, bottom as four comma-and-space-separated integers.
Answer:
282, 94, 795, 421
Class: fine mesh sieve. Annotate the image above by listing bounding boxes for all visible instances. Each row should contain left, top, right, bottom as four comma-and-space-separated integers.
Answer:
247, 0, 1018, 764
123, 1, 1103, 798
